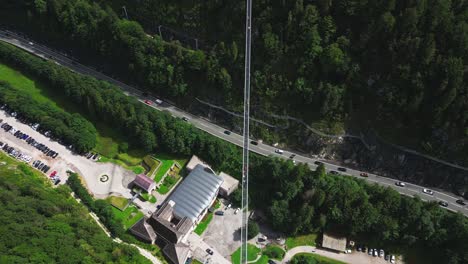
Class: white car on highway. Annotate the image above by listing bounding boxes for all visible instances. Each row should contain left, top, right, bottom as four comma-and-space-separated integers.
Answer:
395, 181, 406, 187
422, 188, 434, 195
275, 149, 284, 154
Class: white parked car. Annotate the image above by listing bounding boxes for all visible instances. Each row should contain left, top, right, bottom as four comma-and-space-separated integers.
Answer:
345, 249, 352, 254
379, 249, 384, 257
390, 255, 396, 263
234, 208, 240, 214
422, 188, 434, 195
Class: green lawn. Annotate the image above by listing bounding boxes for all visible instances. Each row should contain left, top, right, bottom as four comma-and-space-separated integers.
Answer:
194, 213, 213, 235
111, 205, 144, 230
0, 63, 61, 108
107, 196, 129, 210
231, 244, 262, 264
154, 152, 188, 171
263, 245, 285, 260
157, 172, 181, 194
154, 159, 174, 183
251, 255, 269, 264
290, 253, 347, 264
192, 260, 203, 264
157, 184, 169, 194
286, 233, 318, 249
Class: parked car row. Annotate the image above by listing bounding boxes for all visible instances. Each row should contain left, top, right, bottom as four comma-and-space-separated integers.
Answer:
1, 117, 59, 159
0, 142, 32, 162
84, 152, 100, 160
356, 245, 396, 263
32, 160, 51, 174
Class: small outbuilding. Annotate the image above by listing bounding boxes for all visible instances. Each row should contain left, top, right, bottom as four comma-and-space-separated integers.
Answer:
133, 174, 156, 193
321, 233, 347, 253
218, 172, 239, 197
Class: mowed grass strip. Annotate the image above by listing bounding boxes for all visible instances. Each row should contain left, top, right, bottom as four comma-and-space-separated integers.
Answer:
107, 196, 129, 210
193, 213, 213, 235
231, 244, 261, 264
286, 233, 318, 249
290, 253, 348, 264
154, 160, 174, 183
110, 205, 144, 230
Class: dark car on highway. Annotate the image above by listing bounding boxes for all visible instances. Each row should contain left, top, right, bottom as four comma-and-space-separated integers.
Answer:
314, 161, 323, 165
289, 154, 296, 159
250, 140, 258, 145
439, 201, 449, 207
330, 171, 339, 175
456, 200, 466, 206
224, 130, 231, 135
338, 167, 347, 172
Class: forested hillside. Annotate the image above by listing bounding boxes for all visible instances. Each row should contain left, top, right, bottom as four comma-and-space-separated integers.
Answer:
0, 153, 150, 263
0, 0, 467, 165
1, 41, 468, 264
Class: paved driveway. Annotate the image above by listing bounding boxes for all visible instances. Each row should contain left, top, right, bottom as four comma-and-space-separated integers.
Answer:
282, 246, 401, 264
201, 205, 242, 258
0, 110, 134, 198
187, 233, 231, 264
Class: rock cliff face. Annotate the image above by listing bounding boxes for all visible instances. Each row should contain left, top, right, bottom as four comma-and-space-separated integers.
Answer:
193, 102, 468, 198
301, 131, 468, 199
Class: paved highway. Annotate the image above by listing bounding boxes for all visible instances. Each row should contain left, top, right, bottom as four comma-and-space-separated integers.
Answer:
0, 29, 467, 217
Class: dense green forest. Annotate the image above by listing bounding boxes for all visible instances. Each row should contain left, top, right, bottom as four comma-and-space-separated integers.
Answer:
0, 153, 150, 263
0, 81, 97, 152
0, 0, 467, 164
1, 41, 467, 264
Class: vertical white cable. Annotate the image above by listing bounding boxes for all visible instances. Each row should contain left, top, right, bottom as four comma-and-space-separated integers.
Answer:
240, 0, 252, 263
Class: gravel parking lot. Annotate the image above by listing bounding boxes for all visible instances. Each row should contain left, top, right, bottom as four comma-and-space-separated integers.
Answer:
0, 110, 135, 198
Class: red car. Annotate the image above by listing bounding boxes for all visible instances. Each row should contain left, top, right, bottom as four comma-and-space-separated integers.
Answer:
360, 172, 368, 177
144, 100, 153, 105
50, 171, 57, 177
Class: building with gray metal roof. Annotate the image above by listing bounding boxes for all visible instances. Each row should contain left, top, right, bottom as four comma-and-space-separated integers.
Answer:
168, 164, 224, 222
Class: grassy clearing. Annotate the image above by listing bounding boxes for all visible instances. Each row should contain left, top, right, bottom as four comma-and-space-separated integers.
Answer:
286, 233, 318, 249
231, 244, 261, 264
111, 205, 144, 230
154, 159, 174, 182
107, 196, 129, 210
251, 255, 269, 264
143, 155, 161, 177
0, 64, 50, 103
192, 260, 203, 264
194, 213, 213, 235
154, 152, 188, 170
291, 253, 347, 264
156, 166, 181, 194
263, 245, 285, 260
